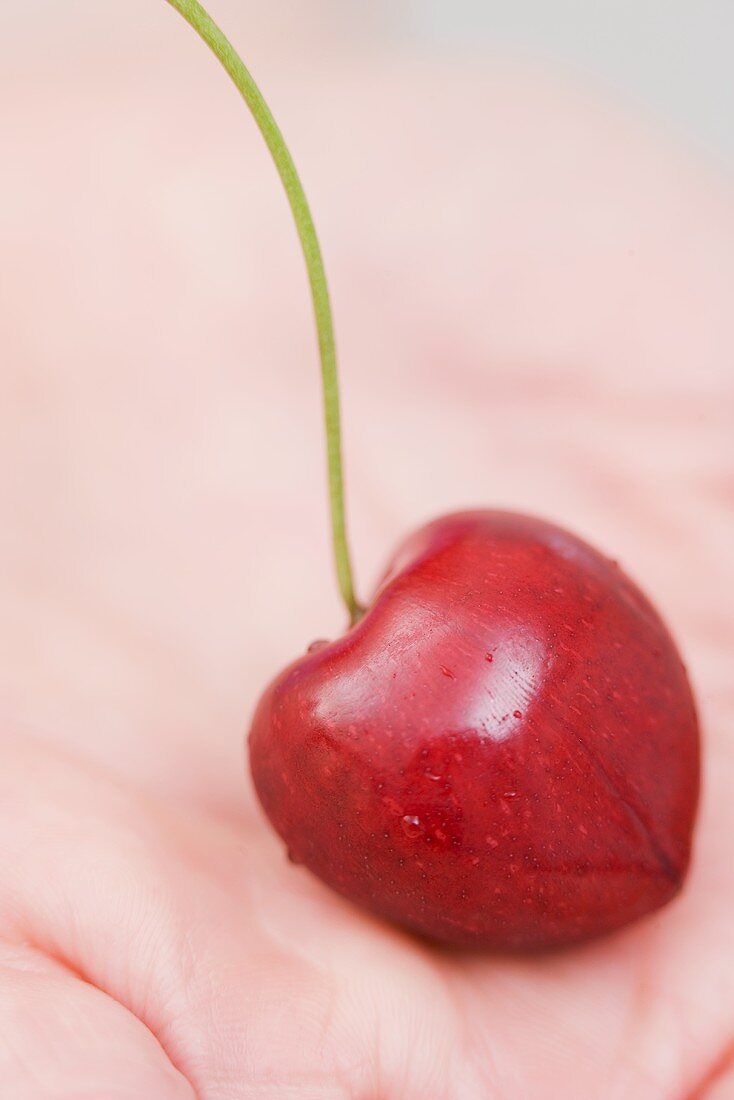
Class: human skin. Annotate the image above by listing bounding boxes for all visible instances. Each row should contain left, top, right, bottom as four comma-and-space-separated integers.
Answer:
0, 6, 733, 1099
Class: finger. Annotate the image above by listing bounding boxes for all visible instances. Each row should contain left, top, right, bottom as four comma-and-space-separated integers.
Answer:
0, 942, 195, 1100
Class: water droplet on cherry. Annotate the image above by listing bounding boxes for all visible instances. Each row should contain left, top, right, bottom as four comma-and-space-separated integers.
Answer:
401, 814, 424, 838
307, 639, 329, 654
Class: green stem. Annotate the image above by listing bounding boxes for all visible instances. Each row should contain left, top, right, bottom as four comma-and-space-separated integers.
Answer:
165, 0, 363, 625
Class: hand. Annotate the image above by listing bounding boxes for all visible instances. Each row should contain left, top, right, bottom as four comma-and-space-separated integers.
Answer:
1, 20, 732, 1098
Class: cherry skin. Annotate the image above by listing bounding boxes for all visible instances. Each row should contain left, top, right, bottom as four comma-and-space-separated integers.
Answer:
249, 512, 700, 950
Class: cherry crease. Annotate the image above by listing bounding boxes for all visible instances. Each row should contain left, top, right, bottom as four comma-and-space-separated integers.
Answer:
249, 511, 700, 950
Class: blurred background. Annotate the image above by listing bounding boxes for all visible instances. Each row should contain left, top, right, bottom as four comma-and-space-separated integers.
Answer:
1, 1, 732, 803
5, 0, 734, 168
396, 1, 734, 170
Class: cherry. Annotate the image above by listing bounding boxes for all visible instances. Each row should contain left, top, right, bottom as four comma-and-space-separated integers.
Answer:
249, 511, 699, 949
168, 1, 700, 949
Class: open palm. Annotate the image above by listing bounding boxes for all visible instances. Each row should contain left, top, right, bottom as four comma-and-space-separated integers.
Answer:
1, 9, 732, 1097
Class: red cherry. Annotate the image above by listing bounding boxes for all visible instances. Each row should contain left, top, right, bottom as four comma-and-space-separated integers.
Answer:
249, 512, 699, 950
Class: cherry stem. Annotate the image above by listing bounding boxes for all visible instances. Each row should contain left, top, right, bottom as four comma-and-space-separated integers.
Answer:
165, 0, 363, 625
